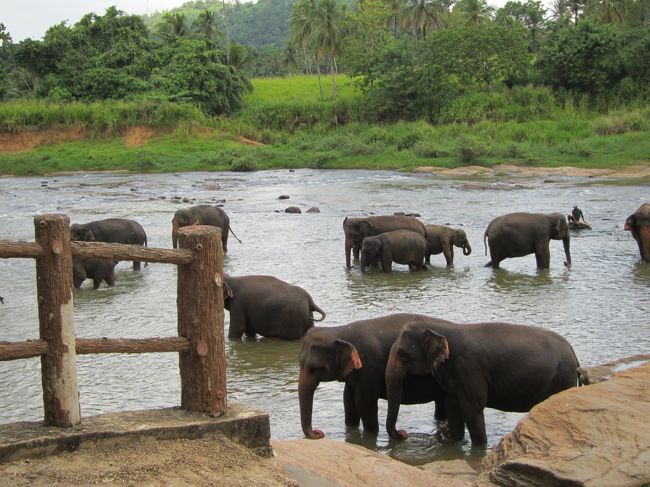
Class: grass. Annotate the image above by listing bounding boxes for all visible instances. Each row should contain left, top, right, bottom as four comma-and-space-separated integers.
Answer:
0, 76, 649, 176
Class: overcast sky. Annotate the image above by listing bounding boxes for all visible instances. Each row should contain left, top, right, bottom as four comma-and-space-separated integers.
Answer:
3, 0, 514, 43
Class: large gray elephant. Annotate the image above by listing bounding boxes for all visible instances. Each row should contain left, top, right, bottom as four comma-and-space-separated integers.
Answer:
224, 275, 326, 340
424, 224, 472, 266
298, 314, 444, 440
72, 258, 116, 289
360, 230, 428, 272
483, 212, 571, 269
385, 317, 581, 446
172, 205, 238, 253
343, 215, 425, 268
624, 203, 650, 262
70, 218, 147, 270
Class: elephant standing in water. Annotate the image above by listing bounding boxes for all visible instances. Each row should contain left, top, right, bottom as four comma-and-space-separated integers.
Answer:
72, 258, 116, 289
385, 317, 581, 445
424, 224, 472, 266
343, 215, 425, 268
624, 203, 650, 262
360, 230, 428, 272
483, 212, 571, 269
224, 275, 326, 340
298, 314, 444, 440
172, 205, 239, 253
70, 218, 147, 270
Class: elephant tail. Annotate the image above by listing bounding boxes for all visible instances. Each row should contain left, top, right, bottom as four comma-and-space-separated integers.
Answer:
229, 226, 242, 244
483, 231, 488, 256
309, 301, 326, 322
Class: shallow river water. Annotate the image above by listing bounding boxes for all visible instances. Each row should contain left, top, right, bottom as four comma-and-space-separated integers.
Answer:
1, 169, 649, 464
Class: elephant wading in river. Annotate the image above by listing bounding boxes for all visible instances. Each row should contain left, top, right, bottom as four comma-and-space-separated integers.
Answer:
224, 275, 326, 340
343, 216, 425, 269
425, 225, 472, 266
298, 314, 444, 439
624, 203, 650, 262
70, 218, 147, 270
172, 205, 239, 253
72, 258, 117, 289
360, 230, 428, 272
385, 317, 581, 446
483, 212, 571, 269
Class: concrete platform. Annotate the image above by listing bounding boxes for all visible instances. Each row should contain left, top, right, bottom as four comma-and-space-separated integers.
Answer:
0, 401, 270, 463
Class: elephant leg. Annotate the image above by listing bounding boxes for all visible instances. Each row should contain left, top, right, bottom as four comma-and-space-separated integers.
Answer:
444, 396, 466, 441
640, 226, 650, 262
133, 261, 141, 271
381, 249, 393, 273
535, 242, 551, 269
434, 398, 447, 421
92, 278, 102, 290
353, 244, 360, 263
227, 307, 247, 339
343, 384, 360, 427
443, 243, 453, 266
355, 391, 379, 432
463, 409, 487, 446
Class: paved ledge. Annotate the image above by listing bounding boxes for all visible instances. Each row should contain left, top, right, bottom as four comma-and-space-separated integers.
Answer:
0, 402, 270, 463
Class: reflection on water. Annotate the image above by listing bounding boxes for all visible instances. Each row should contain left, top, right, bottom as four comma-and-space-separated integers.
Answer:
1, 169, 649, 465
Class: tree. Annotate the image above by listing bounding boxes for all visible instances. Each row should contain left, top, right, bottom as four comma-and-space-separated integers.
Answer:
193, 9, 221, 44
454, 0, 494, 25
585, 0, 626, 23
310, 0, 344, 99
156, 12, 192, 39
496, 0, 547, 52
401, 0, 447, 40
289, 0, 316, 76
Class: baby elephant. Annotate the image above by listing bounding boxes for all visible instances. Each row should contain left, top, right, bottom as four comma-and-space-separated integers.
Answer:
223, 275, 326, 340
425, 224, 472, 266
360, 229, 427, 272
72, 258, 117, 289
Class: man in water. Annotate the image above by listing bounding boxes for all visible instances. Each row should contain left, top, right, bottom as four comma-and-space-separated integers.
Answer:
568, 205, 585, 224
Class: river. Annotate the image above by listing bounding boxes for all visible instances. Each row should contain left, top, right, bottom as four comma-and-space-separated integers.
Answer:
1, 169, 648, 464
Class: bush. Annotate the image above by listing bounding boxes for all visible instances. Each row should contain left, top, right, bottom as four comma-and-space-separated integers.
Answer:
457, 136, 486, 164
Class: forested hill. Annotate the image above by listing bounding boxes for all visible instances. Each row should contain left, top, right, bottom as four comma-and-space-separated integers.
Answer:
143, 0, 298, 48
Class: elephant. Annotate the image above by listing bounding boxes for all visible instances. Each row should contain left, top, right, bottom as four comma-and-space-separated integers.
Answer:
70, 218, 147, 270
72, 258, 116, 289
343, 215, 426, 269
385, 317, 581, 446
424, 224, 472, 266
298, 313, 444, 440
483, 212, 571, 269
360, 230, 427, 272
172, 205, 239, 253
624, 203, 650, 262
223, 274, 326, 340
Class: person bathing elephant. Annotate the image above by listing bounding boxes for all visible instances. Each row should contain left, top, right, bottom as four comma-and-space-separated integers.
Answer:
360, 230, 428, 272
298, 314, 444, 440
385, 317, 581, 446
70, 218, 147, 270
224, 275, 326, 340
624, 203, 650, 262
343, 215, 425, 269
172, 205, 240, 253
424, 224, 472, 266
483, 212, 571, 269
72, 258, 117, 289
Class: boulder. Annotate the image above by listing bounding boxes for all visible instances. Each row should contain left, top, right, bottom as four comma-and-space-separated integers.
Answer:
578, 354, 650, 384
285, 206, 301, 214
307, 207, 320, 213
478, 362, 650, 487
278, 195, 290, 200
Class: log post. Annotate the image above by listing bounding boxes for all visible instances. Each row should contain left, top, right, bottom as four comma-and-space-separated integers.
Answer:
34, 214, 80, 427
177, 225, 226, 416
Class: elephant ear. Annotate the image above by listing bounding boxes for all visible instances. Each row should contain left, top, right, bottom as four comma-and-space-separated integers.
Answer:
423, 329, 449, 370
335, 339, 362, 377
223, 280, 234, 300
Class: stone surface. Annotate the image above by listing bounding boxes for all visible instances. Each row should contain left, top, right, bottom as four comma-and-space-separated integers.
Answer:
421, 459, 480, 483
577, 353, 650, 384
307, 207, 321, 213
478, 362, 650, 487
272, 439, 470, 487
285, 206, 301, 214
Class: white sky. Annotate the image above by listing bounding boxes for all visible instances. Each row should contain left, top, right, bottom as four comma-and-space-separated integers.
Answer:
3, 0, 514, 43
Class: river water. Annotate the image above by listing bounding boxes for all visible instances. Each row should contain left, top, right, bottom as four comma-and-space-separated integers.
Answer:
1, 169, 648, 464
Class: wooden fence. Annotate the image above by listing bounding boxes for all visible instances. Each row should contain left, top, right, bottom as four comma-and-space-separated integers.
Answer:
0, 214, 227, 427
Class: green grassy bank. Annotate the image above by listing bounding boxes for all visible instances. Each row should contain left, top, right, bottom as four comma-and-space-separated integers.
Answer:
1, 76, 649, 176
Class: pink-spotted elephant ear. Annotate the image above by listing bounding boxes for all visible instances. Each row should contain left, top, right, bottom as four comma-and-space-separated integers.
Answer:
335, 339, 362, 378
423, 329, 449, 370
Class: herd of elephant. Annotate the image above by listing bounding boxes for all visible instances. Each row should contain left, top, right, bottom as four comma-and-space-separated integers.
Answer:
68, 202, 650, 447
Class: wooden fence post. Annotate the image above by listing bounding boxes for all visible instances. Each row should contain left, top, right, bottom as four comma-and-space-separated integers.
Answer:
34, 214, 80, 427
177, 225, 227, 416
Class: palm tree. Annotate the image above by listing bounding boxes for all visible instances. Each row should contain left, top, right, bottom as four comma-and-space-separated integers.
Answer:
193, 9, 221, 44
401, 0, 446, 40
586, 0, 625, 22
310, 0, 344, 99
289, 0, 316, 76
386, 0, 405, 36
156, 12, 191, 40
455, 0, 494, 25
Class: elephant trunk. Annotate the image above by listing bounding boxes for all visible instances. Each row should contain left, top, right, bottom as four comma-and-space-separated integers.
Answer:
385, 353, 408, 440
345, 237, 353, 269
298, 367, 324, 439
563, 236, 571, 267
463, 242, 472, 256
172, 222, 179, 249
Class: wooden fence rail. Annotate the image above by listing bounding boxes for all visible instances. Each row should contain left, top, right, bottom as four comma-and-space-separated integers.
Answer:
0, 213, 227, 427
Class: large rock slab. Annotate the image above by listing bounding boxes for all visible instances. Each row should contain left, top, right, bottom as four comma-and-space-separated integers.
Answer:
479, 362, 650, 487
272, 439, 469, 487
